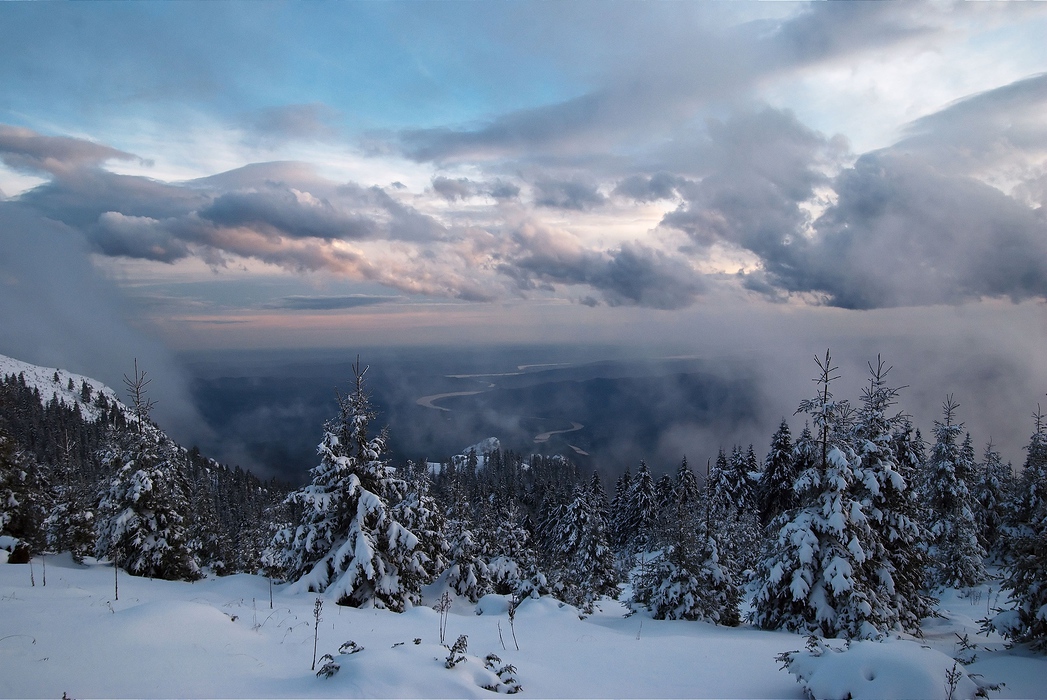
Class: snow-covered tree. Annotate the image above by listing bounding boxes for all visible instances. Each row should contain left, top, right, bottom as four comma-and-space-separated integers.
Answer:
852, 356, 933, 634
553, 483, 618, 615
637, 461, 740, 625
925, 397, 986, 588
973, 441, 1012, 560
95, 430, 200, 581
751, 350, 892, 640
623, 461, 655, 553
0, 428, 47, 551
992, 407, 1047, 650
268, 360, 423, 611
392, 465, 447, 588
609, 467, 632, 550
759, 419, 796, 529
443, 516, 490, 602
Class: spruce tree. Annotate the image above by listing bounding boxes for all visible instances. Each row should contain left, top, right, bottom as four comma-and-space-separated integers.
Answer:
759, 419, 796, 529
973, 441, 1012, 560
751, 350, 889, 639
95, 429, 200, 581
639, 460, 740, 625
269, 360, 422, 610
926, 397, 986, 588
852, 356, 933, 634
554, 483, 618, 615
992, 406, 1047, 650
624, 461, 655, 553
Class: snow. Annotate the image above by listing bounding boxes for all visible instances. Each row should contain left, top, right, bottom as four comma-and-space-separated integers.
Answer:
3, 555, 1045, 698
0, 352, 125, 422
784, 639, 979, 700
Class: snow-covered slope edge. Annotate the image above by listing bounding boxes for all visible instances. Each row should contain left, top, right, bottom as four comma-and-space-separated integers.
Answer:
0, 351, 127, 423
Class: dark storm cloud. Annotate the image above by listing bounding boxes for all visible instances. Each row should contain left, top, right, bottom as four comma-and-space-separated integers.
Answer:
504, 224, 703, 309
533, 178, 606, 211
0, 125, 139, 176
262, 294, 397, 310
661, 107, 838, 252
488, 179, 521, 200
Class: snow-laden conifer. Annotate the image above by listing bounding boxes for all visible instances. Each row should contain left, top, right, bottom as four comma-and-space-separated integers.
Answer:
623, 461, 655, 553
95, 429, 200, 581
992, 406, 1047, 650
973, 440, 1012, 560
392, 464, 447, 588
759, 419, 795, 529
638, 459, 740, 625
553, 482, 618, 615
852, 356, 933, 634
269, 360, 422, 610
751, 350, 890, 640
925, 397, 986, 588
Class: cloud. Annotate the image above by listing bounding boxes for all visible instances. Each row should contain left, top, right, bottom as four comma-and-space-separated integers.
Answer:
892, 72, 1047, 176
0, 201, 208, 444
431, 176, 476, 202
262, 294, 398, 310
0, 125, 138, 176
533, 178, 606, 210
657, 95, 1047, 310
242, 103, 340, 145
393, 3, 931, 164
769, 151, 1047, 308
503, 222, 704, 309
613, 172, 688, 202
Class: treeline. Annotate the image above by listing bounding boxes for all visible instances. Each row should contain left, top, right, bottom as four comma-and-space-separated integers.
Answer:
2, 353, 1045, 653
0, 367, 287, 574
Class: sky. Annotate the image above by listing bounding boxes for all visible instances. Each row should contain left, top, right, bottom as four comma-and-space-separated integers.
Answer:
1, 1, 1047, 467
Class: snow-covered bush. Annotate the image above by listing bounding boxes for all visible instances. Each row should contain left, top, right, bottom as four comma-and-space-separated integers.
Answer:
778, 637, 995, 700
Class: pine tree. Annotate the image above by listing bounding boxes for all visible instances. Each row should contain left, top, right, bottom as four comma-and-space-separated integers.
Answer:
751, 350, 890, 639
392, 465, 447, 587
759, 419, 796, 529
268, 360, 422, 610
926, 397, 986, 588
609, 467, 632, 550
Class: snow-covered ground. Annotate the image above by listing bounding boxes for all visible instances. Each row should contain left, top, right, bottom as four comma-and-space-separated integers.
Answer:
0, 353, 125, 423
2, 555, 1044, 699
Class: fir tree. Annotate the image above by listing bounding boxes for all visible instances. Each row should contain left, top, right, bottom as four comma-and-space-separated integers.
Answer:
759, 419, 795, 529
992, 406, 1047, 650
269, 360, 422, 610
852, 356, 933, 634
0, 428, 48, 550
638, 465, 740, 625
553, 483, 618, 615
94, 429, 200, 581
751, 350, 890, 640
624, 461, 655, 553
973, 440, 1012, 560
926, 397, 986, 588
